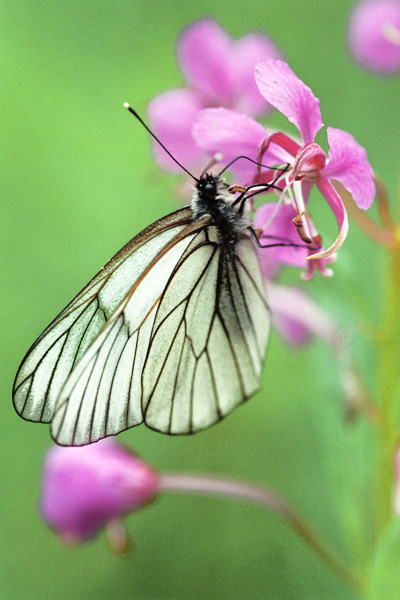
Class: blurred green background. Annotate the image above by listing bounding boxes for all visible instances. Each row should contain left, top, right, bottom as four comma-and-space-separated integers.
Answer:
2, 1, 400, 598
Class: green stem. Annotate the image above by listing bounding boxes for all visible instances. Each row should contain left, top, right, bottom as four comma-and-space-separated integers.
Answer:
375, 238, 400, 536
159, 473, 364, 593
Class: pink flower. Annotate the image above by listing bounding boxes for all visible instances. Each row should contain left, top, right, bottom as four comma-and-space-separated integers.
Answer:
254, 59, 375, 257
348, 0, 400, 74
40, 440, 159, 544
194, 59, 375, 277
148, 18, 281, 172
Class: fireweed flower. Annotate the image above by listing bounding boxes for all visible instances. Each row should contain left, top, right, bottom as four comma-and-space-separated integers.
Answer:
194, 58, 375, 278
193, 107, 331, 278
40, 440, 159, 545
348, 0, 400, 74
148, 18, 281, 172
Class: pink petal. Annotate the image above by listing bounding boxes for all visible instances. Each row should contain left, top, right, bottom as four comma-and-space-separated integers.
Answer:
269, 284, 313, 346
255, 58, 323, 144
256, 133, 301, 177
301, 256, 334, 281
231, 33, 282, 116
147, 89, 205, 171
268, 282, 339, 347
273, 311, 313, 346
267, 132, 301, 158
322, 127, 375, 210
348, 0, 400, 74
293, 142, 326, 179
255, 202, 310, 269
255, 135, 298, 184
193, 107, 268, 181
310, 178, 349, 259
177, 19, 235, 104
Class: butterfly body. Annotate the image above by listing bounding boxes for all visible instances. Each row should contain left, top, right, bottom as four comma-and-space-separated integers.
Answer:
13, 173, 270, 445
191, 174, 249, 247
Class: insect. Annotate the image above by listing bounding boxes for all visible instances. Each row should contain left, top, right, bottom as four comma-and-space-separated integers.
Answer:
13, 105, 294, 446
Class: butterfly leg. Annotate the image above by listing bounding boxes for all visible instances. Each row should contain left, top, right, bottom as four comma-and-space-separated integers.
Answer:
248, 226, 314, 250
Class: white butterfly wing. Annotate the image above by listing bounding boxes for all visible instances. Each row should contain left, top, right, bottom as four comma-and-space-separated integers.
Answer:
143, 229, 271, 434
50, 217, 211, 445
51, 225, 270, 445
13, 207, 192, 423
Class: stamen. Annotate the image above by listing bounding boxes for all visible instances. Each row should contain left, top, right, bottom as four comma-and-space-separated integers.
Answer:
301, 258, 333, 281
292, 210, 312, 244
292, 180, 312, 241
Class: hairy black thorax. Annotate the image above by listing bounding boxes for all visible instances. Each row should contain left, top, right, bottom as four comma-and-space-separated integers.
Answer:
191, 174, 249, 247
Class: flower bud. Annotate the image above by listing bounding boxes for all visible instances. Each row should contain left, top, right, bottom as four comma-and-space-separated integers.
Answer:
40, 439, 159, 543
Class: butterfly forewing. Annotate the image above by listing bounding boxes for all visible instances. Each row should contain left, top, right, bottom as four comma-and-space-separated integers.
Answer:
50, 219, 211, 445
13, 207, 192, 424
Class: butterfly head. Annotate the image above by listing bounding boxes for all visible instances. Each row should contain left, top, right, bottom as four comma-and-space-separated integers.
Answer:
195, 173, 219, 200
192, 173, 229, 219
191, 173, 249, 246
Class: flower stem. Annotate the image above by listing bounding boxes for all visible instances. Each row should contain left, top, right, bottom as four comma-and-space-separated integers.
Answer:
374, 174, 394, 230
159, 473, 364, 593
375, 238, 400, 536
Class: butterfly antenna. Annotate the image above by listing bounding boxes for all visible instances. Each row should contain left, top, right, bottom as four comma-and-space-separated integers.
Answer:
218, 156, 286, 176
124, 103, 199, 182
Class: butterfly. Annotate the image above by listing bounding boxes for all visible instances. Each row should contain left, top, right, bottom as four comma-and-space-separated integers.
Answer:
12, 106, 293, 446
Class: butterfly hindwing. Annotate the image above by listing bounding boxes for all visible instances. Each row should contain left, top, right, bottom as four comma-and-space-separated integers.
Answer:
12, 207, 192, 424
142, 227, 221, 433
143, 231, 271, 434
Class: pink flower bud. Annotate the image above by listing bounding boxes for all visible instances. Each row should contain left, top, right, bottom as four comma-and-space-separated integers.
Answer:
40, 439, 159, 543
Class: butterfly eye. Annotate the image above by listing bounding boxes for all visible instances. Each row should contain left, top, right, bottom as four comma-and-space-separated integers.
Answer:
204, 182, 216, 194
